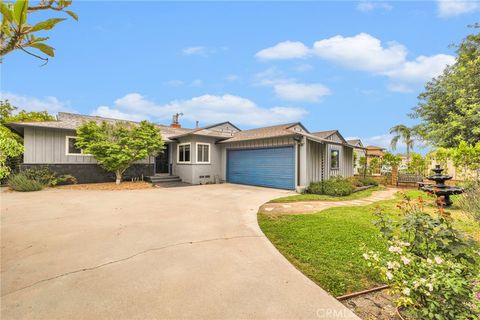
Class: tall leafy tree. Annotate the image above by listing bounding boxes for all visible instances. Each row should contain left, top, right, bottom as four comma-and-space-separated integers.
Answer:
76, 121, 164, 184
1, 0, 78, 63
0, 100, 55, 179
390, 124, 415, 163
411, 26, 480, 148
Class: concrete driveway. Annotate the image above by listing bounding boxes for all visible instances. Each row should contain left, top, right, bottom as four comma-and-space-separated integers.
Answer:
1, 184, 358, 319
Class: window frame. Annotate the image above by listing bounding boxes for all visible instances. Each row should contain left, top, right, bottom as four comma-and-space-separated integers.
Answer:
196, 142, 211, 164
65, 136, 90, 156
177, 142, 191, 164
330, 149, 340, 170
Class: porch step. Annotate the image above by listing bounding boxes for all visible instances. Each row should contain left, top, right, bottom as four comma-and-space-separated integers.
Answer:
145, 175, 182, 184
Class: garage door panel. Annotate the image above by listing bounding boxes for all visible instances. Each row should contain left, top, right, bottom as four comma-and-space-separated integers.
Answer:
227, 147, 295, 190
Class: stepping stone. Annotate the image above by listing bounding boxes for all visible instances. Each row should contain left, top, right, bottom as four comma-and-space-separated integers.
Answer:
264, 207, 274, 212
303, 204, 314, 208
282, 204, 292, 208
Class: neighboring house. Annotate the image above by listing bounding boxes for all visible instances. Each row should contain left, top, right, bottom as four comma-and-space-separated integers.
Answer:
346, 139, 366, 174
6, 112, 356, 191
365, 145, 385, 175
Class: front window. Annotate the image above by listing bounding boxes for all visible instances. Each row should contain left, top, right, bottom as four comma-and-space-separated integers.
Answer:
178, 143, 191, 163
66, 136, 84, 155
330, 149, 339, 169
197, 143, 210, 163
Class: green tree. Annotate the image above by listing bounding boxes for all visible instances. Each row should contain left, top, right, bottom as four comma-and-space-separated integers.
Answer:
0, 100, 55, 179
368, 157, 381, 175
450, 141, 480, 180
76, 121, 164, 184
359, 156, 368, 177
382, 152, 402, 169
1, 0, 78, 63
390, 124, 415, 163
408, 153, 427, 176
411, 26, 480, 147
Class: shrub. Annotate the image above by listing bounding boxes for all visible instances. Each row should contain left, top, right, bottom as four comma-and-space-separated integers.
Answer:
348, 176, 364, 187
363, 194, 479, 319
22, 167, 76, 187
8, 172, 44, 192
458, 181, 480, 223
357, 176, 379, 186
307, 176, 354, 196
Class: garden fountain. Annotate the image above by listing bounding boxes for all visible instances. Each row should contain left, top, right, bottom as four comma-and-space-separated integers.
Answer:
421, 165, 464, 207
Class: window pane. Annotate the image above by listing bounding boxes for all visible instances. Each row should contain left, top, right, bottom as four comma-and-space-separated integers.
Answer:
184, 145, 190, 162
68, 138, 82, 154
331, 150, 339, 169
203, 145, 209, 162
179, 145, 184, 162
197, 145, 203, 162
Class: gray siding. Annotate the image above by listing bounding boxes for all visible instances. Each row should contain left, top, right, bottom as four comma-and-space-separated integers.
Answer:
306, 139, 354, 184
24, 127, 152, 164
171, 136, 223, 184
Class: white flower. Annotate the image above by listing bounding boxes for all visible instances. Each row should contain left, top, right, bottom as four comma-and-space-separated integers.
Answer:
426, 283, 434, 292
401, 256, 411, 265
413, 281, 420, 289
388, 246, 402, 254
402, 288, 411, 296
363, 253, 370, 260
420, 278, 427, 283
427, 258, 433, 264
434, 256, 443, 264
399, 241, 411, 247
386, 271, 393, 280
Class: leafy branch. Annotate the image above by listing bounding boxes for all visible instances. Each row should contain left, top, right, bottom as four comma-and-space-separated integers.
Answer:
1, 0, 78, 63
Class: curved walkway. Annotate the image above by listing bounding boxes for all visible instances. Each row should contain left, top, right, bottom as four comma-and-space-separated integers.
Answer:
260, 188, 399, 215
1, 184, 358, 319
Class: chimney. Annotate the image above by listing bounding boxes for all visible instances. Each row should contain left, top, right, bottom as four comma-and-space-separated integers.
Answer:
171, 112, 183, 128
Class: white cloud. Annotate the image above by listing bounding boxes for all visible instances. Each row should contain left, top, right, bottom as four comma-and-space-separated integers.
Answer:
256, 33, 455, 92
253, 67, 331, 102
90, 93, 307, 127
312, 33, 407, 73
437, 0, 480, 17
0, 92, 75, 113
92, 106, 146, 121
182, 46, 209, 56
255, 41, 310, 60
356, 1, 393, 12
273, 83, 331, 102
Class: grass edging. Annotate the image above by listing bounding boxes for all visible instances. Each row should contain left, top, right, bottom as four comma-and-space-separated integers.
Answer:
268, 185, 384, 203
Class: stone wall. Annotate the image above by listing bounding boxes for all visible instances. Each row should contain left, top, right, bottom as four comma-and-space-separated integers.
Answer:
20, 163, 154, 184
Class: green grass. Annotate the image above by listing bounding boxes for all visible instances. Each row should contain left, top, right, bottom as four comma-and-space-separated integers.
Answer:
269, 186, 383, 203
258, 190, 479, 297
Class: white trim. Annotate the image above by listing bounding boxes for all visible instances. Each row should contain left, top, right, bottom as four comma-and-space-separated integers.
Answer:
65, 136, 91, 156
177, 142, 191, 164
196, 142, 211, 164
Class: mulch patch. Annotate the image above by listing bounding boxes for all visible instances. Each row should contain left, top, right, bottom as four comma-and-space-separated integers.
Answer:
55, 181, 154, 191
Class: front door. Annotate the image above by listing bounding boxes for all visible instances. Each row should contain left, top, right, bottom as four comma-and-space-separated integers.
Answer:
155, 144, 170, 174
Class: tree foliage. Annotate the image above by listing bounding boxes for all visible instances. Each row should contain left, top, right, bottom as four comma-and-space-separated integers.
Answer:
75, 121, 164, 184
390, 124, 415, 163
0, 100, 55, 179
1, 0, 78, 63
411, 27, 480, 148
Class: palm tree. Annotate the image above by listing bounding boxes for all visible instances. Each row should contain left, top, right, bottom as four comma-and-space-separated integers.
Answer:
390, 124, 414, 163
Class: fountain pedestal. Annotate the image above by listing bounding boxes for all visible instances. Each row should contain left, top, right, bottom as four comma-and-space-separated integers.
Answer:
420, 165, 464, 207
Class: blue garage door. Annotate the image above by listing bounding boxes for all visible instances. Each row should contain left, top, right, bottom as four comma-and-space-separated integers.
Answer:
227, 146, 295, 190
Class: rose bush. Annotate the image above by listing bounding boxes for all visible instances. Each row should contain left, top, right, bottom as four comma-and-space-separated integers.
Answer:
363, 194, 479, 319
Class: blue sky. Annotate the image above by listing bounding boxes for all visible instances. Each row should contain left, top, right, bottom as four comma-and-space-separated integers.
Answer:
2, 1, 479, 152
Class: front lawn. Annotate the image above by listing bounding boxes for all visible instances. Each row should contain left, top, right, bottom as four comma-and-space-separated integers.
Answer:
258, 190, 479, 297
269, 186, 383, 203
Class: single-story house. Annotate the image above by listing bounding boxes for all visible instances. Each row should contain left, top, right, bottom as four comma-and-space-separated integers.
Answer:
347, 139, 366, 174
6, 112, 360, 191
